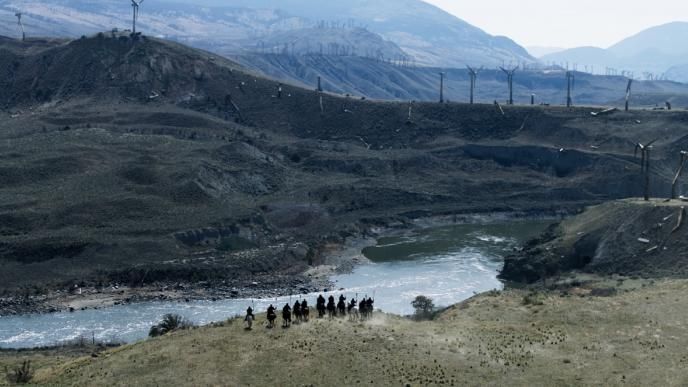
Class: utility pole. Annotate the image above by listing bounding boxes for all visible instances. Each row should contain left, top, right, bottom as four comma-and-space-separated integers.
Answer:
317, 76, 322, 92
467, 66, 481, 104
566, 71, 575, 107
625, 78, 633, 111
439, 72, 445, 103
500, 67, 517, 105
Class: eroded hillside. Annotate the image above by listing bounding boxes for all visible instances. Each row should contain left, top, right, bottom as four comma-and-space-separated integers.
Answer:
0, 34, 686, 300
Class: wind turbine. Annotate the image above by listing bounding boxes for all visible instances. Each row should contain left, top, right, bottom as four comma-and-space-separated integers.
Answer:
671, 151, 688, 200
500, 66, 517, 105
634, 138, 658, 201
15, 12, 25, 41
566, 71, 575, 107
131, 0, 144, 34
466, 66, 482, 104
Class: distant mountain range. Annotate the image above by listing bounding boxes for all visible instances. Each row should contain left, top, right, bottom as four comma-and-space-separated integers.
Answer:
233, 53, 688, 108
541, 22, 688, 81
0, 0, 534, 68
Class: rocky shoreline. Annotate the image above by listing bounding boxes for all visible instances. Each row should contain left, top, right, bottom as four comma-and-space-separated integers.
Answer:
0, 209, 566, 317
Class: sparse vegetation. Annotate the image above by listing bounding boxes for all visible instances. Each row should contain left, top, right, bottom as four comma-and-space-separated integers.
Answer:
411, 295, 435, 320
5, 360, 33, 384
522, 291, 545, 306
148, 314, 194, 337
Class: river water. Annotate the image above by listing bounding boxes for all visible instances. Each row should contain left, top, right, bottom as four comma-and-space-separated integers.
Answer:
0, 219, 550, 349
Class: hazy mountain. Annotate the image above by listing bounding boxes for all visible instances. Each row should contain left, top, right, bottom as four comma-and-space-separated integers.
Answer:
527, 46, 566, 57
541, 22, 688, 81
234, 53, 688, 108
666, 64, 688, 83
0, 0, 534, 68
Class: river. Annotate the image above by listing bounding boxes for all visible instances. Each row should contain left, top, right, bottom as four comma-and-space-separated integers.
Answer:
0, 219, 551, 349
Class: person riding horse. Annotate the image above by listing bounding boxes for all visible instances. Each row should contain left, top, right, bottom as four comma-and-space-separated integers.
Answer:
316, 295, 326, 318
282, 303, 292, 328
266, 304, 277, 328
244, 306, 255, 329
337, 297, 346, 316
326, 296, 336, 318
301, 299, 310, 322
293, 301, 302, 323
347, 299, 357, 313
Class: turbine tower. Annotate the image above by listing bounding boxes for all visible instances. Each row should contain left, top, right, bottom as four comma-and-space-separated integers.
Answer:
500, 67, 517, 105
15, 12, 25, 41
467, 66, 482, 104
566, 71, 575, 107
131, 0, 144, 34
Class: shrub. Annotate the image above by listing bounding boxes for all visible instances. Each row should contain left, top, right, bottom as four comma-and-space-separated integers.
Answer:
411, 295, 435, 320
522, 291, 545, 306
217, 236, 256, 252
5, 360, 33, 384
149, 314, 194, 337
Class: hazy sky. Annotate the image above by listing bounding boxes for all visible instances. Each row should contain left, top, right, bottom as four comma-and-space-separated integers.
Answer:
424, 0, 688, 48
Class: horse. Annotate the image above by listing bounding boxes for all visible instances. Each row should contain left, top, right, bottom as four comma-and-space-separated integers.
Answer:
282, 309, 292, 328
244, 314, 254, 330
326, 300, 336, 319
302, 306, 310, 322
348, 306, 359, 322
337, 300, 346, 317
266, 311, 277, 328
317, 302, 326, 318
293, 306, 302, 324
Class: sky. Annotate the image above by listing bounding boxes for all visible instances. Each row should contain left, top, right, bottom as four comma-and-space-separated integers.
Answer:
424, 0, 688, 49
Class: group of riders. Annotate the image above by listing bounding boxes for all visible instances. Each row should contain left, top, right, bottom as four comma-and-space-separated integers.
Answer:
244, 294, 375, 329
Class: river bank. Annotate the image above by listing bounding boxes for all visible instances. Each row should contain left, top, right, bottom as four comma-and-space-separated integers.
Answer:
0, 210, 564, 318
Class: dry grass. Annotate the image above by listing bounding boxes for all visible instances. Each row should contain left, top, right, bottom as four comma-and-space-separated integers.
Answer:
5, 280, 688, 386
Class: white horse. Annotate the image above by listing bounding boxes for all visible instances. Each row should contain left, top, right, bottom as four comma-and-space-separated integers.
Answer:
244, 314, 254, 330
348, 307, 359, 322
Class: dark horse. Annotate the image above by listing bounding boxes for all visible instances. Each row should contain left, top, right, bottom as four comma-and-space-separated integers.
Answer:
316, 295, 326, 318
337, 299, 346, 317
326, 297, 336, 319
282, 304, 292, 328
302, 305, 310, 322
266, 306, 277, 328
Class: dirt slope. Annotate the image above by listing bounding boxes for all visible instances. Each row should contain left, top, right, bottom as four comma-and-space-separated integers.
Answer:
501, 200, 688, 283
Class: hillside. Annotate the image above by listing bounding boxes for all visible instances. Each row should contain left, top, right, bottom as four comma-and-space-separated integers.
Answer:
1, 34, 688, 307
501, 200, 688, 283
0, 0, 533, 68
232, 53, 688, 106
4, 279, 688, 385
542, 22, 688, 81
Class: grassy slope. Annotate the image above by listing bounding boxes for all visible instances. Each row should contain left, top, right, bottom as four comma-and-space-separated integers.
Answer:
2, 280, 685, 386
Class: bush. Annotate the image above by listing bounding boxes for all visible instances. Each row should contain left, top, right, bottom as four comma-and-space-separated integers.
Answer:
411, 295, 435, 320
5, 360, 33, 384
149, 314, 194, 337
522, 291, 545, 306
217, 236, 257, 252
